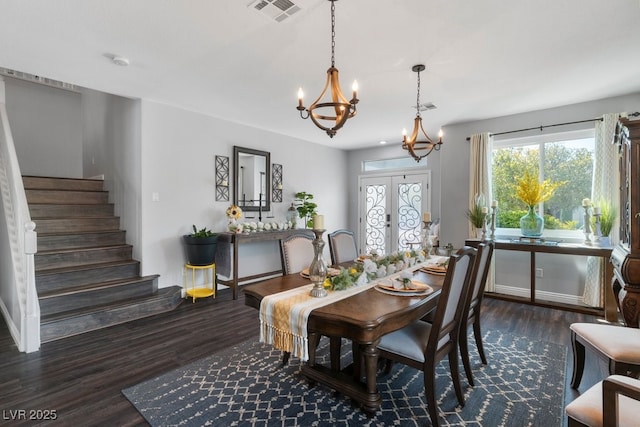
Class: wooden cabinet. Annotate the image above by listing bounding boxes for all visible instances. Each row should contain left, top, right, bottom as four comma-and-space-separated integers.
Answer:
611, 118, 640, 327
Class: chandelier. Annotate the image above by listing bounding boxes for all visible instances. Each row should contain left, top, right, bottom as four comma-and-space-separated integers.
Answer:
296, 0, 358, 138
402, 64, 443, 162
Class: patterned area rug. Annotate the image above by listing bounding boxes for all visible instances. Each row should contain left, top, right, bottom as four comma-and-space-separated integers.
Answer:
122, 331, 566, 426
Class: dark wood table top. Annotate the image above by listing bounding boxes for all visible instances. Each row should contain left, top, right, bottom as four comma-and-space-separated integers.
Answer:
243, 269, 444, 344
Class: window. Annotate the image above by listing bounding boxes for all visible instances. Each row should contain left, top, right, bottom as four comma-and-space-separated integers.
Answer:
492, 129, 595, 238
363, 157, 423, 172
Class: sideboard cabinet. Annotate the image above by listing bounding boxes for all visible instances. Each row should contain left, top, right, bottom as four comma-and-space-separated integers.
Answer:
611, 118, 640, 327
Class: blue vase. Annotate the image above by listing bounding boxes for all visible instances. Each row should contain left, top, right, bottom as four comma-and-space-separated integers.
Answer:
520, 205, 544, 237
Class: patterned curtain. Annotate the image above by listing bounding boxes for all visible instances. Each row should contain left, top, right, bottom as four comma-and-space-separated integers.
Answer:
469, 133, 495, 291
582, 113, 620, 307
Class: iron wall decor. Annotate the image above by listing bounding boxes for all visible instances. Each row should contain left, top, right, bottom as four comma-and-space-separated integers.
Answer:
215, 155, 229, 201
272, 163, 283, 203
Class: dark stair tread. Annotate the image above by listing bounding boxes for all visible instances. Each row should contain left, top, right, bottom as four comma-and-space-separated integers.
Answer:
31, 215, 118, 220
38, 275, 160, 299
36, 243, 131, 255
37, 230, 126, 238
40, 286, 182, 324
35, 259, 140, 276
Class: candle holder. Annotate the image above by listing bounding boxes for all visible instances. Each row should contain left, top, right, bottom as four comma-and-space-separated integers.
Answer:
481, 214, 488, 240
422, 221, 433, 257
593, 212, 602, 242
309, 229, 328, 298
490, 206, 497, 240
583, 206, 592, 244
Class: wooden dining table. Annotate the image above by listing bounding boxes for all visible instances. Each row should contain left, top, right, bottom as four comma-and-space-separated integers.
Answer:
243, 267, 444, 415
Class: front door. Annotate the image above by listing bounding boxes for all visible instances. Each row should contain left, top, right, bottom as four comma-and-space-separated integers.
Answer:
359, 173, 431, 256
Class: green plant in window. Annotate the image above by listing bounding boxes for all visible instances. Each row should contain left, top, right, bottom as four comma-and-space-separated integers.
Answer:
595, 199, 617, 237
466, 194, 486, 228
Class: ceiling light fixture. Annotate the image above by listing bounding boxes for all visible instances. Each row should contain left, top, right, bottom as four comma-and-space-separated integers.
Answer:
402, 64, 443, 162
296, 0, 358, 138
112, 56, 130, 66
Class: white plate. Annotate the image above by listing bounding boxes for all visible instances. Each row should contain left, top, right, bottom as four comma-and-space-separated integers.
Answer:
374, 285, 434, 297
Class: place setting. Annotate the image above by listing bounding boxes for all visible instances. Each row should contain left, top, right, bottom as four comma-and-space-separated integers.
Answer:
300, 266, 340, 279
374, 276, 434, 297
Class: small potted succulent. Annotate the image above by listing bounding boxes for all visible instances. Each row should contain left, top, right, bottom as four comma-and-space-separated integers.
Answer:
183, 225, 219, 266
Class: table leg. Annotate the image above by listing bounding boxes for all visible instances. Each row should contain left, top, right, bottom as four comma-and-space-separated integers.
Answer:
232, 237, 239, 300
330, 337, 341, 371
362, 340, 380, 416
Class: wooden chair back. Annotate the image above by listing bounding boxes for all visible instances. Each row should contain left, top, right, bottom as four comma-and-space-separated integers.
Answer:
280, 233, 315, 275
327, 229, 358, 265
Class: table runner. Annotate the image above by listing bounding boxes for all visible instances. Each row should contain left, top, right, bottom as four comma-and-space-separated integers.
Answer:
260, 257, 448, 361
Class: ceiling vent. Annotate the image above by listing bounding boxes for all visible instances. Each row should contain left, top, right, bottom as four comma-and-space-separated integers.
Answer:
0, 67, 81, 93
414, 102, 437, 112
248, 0, 302, 22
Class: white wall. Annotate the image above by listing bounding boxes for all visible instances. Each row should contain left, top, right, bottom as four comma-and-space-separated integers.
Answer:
139, 100, 348, 288
5, 77, 82, 178
81, 90, 142, 258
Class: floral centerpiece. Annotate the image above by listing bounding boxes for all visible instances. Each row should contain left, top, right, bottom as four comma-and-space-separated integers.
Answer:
226, 204, 243, 232
514, 171, 564, 237
324, 249, 425, 291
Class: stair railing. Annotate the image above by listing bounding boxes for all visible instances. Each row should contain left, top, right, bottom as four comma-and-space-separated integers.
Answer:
0, 79, 40, 352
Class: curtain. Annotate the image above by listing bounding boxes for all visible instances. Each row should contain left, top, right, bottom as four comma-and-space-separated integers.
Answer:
582, 113, 620, 307
469, 132, 495, 291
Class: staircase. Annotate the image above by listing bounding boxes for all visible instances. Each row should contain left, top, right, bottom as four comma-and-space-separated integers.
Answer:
24, 176, 183, 343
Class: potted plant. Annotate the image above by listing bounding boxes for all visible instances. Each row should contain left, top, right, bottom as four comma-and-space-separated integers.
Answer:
466, 194, 487, 237
294, 191, 318, 228
183, 225, 219, 266
596, 200, 616, 246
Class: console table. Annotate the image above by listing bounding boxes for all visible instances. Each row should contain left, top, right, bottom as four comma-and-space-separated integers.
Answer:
217, 229, 314, 299
465, 239, 617, 322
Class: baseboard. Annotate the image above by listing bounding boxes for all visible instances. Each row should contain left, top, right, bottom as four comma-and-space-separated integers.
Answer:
494, 284, 584, 306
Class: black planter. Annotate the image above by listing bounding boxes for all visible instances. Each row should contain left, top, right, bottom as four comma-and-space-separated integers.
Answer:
183, 235, 218, 266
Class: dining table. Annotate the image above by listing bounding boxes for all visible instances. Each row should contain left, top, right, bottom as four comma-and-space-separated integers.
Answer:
243, 261, 446, 415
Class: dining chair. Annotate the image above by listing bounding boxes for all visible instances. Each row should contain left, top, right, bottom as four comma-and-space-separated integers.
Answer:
569, 322, 640, 389
327, 229, 358, 265
565, 374, 640, 426
459, 241, 494, 386
377, 246, 477, 427
280, 233, 315, 275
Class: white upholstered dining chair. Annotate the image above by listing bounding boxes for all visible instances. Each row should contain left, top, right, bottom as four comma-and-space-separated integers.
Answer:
280, 233, 315, 275
377, 246, 477, 427
569, 323, 640, 390
565, 374, 640, 426
327, 229, 358, 265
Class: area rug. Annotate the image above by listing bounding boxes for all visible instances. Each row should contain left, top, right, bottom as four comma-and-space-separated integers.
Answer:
122, 330, 566, 426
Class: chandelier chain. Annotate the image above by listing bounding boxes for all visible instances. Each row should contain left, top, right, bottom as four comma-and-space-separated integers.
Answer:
416, 69, 422, 117
330, 0, 336, 68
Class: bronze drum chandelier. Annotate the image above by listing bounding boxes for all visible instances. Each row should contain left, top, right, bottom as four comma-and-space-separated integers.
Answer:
296, 0, 358, 138
402, 64, 443, 162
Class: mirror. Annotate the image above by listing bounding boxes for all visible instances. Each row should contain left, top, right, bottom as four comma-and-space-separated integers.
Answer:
233, 146, 270, 215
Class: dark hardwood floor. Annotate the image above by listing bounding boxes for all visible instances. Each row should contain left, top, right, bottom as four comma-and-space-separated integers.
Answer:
0, 289, 607, 426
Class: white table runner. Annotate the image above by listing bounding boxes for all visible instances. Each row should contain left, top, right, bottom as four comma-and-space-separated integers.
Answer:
259, 256, 447, 361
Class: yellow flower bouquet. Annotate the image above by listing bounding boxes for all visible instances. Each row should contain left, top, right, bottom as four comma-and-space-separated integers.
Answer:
515, 171, 564, 207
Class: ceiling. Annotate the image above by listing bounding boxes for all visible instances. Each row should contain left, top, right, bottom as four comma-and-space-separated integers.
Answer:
0, 0, 639, 150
